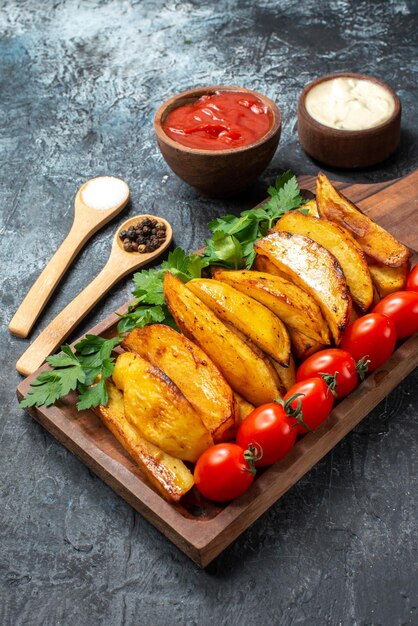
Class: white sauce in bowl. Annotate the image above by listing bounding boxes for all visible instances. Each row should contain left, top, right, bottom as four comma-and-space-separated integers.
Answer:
305, 77, 395, 131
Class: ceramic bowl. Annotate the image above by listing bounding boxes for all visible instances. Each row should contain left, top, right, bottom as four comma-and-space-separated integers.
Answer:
154, 86, 282, 197
298, 73, 401, 168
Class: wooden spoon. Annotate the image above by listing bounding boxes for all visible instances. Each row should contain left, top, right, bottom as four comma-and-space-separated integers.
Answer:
16, 215, 173, 376
9, 176, 130, 338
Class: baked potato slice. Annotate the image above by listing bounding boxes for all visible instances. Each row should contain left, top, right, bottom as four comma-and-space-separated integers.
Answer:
300, 199, 319, 217
273, 211, 373, 312
368, 260, 409, 298
234, 393, 255, 425
113, 352, 213, 463
288, 328, 326, 362
316, 172, 411, 268
271, 355, 296, 393
163, 272, 281, 406
122, 325, 237, 442
213, 269, 330, 344
254, 232, 351, 345
94, 380, 194, 502
187, 279, 290, 366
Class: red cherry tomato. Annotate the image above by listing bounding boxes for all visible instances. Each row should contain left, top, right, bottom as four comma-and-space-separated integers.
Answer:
406, 265, 418, 292
373, 290, 418, 339
341, 313, 396, 372
296, 349, 364, 398
194, 443, 256, 502
284, 378, 334, 435
236, 403, 296, 467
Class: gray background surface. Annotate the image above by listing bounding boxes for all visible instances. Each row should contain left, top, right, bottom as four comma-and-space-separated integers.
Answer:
1, 1, 417, 625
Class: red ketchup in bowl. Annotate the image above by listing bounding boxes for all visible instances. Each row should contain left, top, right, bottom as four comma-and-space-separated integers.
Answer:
162, 91, 273, 150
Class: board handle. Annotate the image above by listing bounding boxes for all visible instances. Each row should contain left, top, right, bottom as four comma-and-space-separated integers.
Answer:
15, 259, 124, 376
9, 221, 91, 338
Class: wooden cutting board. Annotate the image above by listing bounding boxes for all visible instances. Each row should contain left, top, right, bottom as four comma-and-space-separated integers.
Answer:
16, 170, 418, 567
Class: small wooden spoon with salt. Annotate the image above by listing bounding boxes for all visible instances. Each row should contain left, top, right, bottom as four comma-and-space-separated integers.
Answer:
9, 176, 130, 339
16, 215, 173, 376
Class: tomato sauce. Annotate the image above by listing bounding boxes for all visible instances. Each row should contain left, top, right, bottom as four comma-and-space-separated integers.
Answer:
162, 91, 273, 150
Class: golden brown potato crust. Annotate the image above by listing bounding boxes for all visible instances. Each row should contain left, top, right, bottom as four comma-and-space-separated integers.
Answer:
274, 211, 373, 312
214, 268, 330, 344
255, 231, 351, 345
113, 352, 213, 462
122, 325, 237, 442
187, 278, 290, 366
94, 381, 194, 502
316, 172, 411, 268
163, 272, 281, 406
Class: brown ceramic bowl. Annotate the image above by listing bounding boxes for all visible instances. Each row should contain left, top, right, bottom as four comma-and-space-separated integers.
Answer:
298, 73, 401, 168
154, 86, 282, 196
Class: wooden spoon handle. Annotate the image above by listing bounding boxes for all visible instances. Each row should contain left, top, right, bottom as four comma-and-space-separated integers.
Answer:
9, 222, 91, 338
15, 256, 128, 376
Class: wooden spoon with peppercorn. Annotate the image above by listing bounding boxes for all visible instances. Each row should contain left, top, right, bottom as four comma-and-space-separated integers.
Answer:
16, 215, 172, 376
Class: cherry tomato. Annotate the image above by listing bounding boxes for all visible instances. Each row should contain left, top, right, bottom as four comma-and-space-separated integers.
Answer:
296, 349, 365, 398
194, 443, 256, 502
341, 313, 396, 372
236, 403, 296, 467
406, 265, 418, 292
284, 378, 334, 435
373, 291, 418, 339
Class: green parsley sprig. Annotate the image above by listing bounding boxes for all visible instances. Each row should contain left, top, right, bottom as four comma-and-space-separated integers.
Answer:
20, 335, 121, 410
203, 171, 304, 269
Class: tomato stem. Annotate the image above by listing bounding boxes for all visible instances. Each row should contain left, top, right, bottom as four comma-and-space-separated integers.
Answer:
356, 356, 370, 381
243, 442, 263, 475
275, 395, 314, 433
319, 371, 338, 398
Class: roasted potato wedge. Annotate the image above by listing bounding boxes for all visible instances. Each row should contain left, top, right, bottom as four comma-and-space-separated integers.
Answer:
94, 380, 194, 502
187, 279, 290, 366
271, 355, 296, 394
288, 328, 326, 361
213, 269, 330, 344
316, 172, 411, 268
164, 272, 281, 406
274, 211, 373, 312
255, 232, 351, 345
367, 260, 409, 298
300, 199, 319, 217
253, 253, 291, 281
234, 393, 255, 425
122, 325, 237, 442
113, 352, 213, 462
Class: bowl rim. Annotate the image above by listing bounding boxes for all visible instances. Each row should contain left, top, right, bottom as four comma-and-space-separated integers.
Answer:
298, 72, 401, 137
154, 85, 282, 155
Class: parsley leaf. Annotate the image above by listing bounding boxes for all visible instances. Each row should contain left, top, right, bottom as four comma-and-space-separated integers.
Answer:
201, 170, 304, 269
19, 336, 121, 410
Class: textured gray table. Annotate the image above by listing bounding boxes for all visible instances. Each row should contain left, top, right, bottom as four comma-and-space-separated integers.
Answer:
1, 2, 417, 625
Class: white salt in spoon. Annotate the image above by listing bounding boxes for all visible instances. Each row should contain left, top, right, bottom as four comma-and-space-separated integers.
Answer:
9, 176, 130, 338
16, 214, 173, 376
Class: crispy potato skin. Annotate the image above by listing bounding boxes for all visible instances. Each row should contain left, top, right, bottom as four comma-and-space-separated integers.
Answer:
274, 211, 373, 312
163, 272, 281, 406
113, 352, 213, 462
213, 268, 330, 344
288, 328, 326, 362
187, 279, 290, 366
302, 199, 319, 218
234, 393, 255, 425
271, 356, 296, 394
94, 381, 194, 502
316, 172, 411, 268
367, 260, 410, 298
122, 325, 237, 442
254, 232, 351, 345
